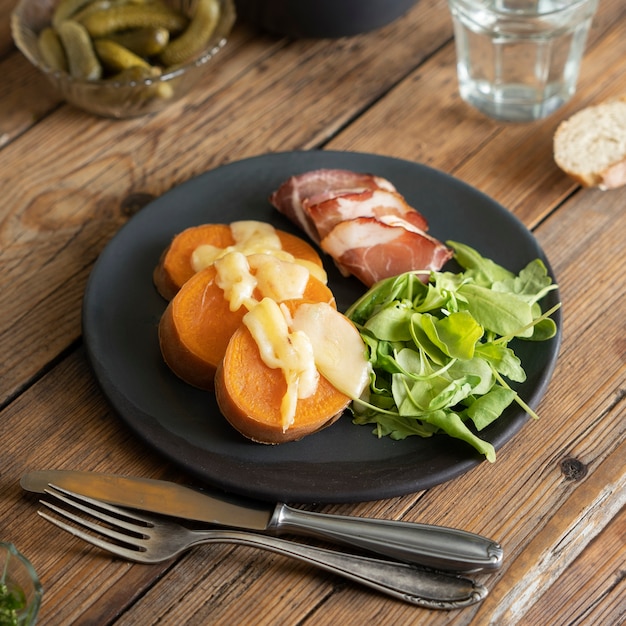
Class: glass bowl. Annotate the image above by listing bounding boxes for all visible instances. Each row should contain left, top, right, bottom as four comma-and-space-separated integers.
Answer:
11, 0, 236, 118
0, 542, 43, 625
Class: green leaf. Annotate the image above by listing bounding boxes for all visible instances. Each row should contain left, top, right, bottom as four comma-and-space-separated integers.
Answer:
448, 357, 494, 395
427, 376, 478, 411
530, 317, 558, 341
352, 411, 434, 438
493, 259, 557, 305
409, 314, 447, 363
393, 373, 445, 415
424, 409, 497, 462
436, 311, 484, 360
463, 386, 517, 430
475, 342, 526, 382
458, 283, 534, 338
364, 301, 414, 341
447, 240, 514, 286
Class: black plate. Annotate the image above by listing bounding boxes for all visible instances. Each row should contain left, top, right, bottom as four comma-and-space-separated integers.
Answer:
83, 150, 561, 503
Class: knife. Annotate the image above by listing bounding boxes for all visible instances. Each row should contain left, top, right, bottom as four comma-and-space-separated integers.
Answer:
21, 470, 503, 572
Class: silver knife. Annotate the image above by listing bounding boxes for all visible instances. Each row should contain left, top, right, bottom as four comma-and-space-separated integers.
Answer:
21, 470, 503, 572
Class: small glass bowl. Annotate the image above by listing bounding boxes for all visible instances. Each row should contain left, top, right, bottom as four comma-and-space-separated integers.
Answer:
0, 542, 43, 625
11, 0, 236, 118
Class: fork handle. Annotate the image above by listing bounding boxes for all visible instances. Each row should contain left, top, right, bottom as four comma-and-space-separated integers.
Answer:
269, 504, 503, 572
188, 530, 487, 608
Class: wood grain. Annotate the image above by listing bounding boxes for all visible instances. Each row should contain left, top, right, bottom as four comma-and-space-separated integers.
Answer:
1, 0, 625, 623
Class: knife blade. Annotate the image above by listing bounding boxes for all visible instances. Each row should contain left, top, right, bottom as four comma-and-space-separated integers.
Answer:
22, 470, 503, 572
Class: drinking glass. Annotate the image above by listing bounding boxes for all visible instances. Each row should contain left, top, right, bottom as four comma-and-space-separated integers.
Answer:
447, 0, 598, 121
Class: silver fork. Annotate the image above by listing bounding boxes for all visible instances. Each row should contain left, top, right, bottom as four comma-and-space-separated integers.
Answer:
39, 485, 487, 609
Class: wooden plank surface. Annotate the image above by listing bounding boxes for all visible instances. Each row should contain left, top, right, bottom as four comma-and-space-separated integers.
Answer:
1, 0, 625, 623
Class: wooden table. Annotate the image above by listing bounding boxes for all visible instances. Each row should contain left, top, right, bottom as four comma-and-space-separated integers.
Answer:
1, 0, 625, 623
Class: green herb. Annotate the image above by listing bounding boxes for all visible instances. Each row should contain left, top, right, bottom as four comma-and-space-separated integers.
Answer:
0, 581, 26, 626
345, 241, 560, 462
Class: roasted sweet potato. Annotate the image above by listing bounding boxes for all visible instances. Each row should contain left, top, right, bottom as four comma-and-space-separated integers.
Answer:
215, 319, 349, 445
215, 300, 370, 444
153, 222, 325, 300
158, 261, 335, 391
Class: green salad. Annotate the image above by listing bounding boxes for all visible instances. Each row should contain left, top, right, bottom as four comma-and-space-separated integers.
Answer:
345, 241, 561, 462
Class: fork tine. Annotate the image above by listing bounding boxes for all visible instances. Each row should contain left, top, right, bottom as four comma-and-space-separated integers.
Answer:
44, 484, 156, 529
37, 509, 147, 562
39, 497, 145, 547
38, 484, 156, 561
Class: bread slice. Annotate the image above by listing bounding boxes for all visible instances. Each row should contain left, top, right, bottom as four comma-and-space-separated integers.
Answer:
554, 96, 626, 190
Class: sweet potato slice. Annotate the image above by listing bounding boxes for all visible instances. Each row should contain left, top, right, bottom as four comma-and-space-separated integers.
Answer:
153, 222, 325, 300
158, 264, 335, 391
215, 315, 351, 444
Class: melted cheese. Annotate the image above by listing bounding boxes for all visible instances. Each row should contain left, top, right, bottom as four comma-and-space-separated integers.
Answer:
214, 252, 312, 312
191, 220, 328, 284
243, 299, 371, 432
191, 221, 282, 272
290, 303, 371, 399
248, 254, 310, 303
243, 299, 319, 431
214, 251, 257, 312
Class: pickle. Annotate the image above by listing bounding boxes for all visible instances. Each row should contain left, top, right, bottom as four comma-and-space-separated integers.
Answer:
160, 0, 220, 67
102, 26, 169, 57
106, 65, 174, 108
80, 4, 188, 38
71, 0, 115, 23
94, 38, 152, 72
52, 0, 95, 27
71, 0, 160, 21
38, 27, 68, 72
105, 64, 160, 82
57, 20, 103, 80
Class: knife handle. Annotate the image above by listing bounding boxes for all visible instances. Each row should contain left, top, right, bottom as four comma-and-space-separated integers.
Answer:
268, 505, 503, 572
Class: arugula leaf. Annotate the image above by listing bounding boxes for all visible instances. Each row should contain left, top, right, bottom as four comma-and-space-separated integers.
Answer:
463, 385, 517, 430
447, 240, 514, 285
426, 410, 497, 463
422, 311, 483, 360
458, 283, 534, 338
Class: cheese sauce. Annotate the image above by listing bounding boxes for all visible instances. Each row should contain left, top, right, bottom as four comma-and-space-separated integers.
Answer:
243, 299, 319, 431
214, 252, 311, 312
191, 221, 327, 284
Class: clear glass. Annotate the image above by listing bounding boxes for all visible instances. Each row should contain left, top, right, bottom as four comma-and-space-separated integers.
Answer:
0, 543, 43, 625
447, 0, 598, 121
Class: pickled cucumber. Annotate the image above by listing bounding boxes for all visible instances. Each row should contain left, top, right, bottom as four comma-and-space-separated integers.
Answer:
38, 27, 68, 72
94, 38, 152, 72
80, 4, 188, 38
57, 20, 102, 80
52, 0, 95, 27
102, 26, 169, 57
102, 65, 174, 105
160, 0, 220, 66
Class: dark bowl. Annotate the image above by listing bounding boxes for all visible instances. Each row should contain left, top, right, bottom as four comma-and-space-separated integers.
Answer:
234, 0, 419, 38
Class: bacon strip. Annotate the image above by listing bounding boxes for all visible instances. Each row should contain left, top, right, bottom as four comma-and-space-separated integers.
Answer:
305, 189, 429, 241
269, 169, 396, 243
321, 217, 453, 287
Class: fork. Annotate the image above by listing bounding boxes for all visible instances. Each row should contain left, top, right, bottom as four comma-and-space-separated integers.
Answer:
39, 485, 487, 609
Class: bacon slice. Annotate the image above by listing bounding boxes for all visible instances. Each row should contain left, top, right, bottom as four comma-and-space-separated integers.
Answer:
269, 169, 396, 243
320, 217, 453, 287
305, 189, 429, 241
